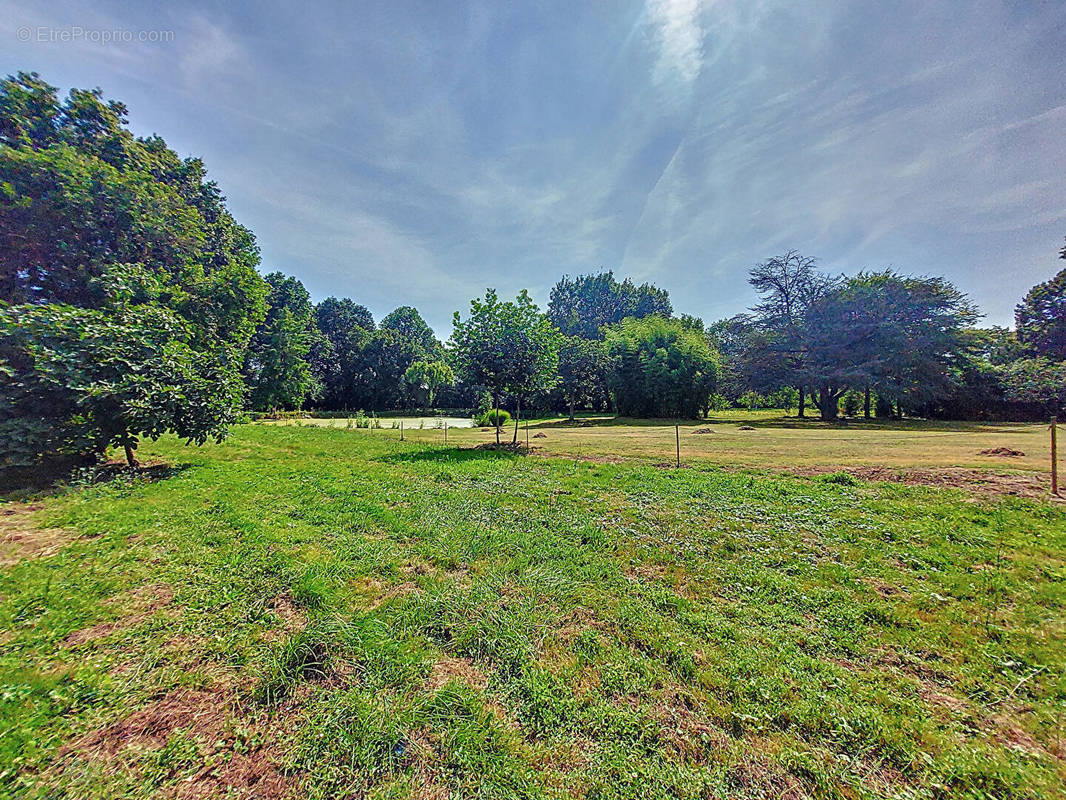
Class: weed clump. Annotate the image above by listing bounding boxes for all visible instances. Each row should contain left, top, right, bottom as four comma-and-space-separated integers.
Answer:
819, 470, 859, 486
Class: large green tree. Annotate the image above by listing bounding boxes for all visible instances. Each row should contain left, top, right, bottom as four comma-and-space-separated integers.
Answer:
557, 336, 608, 421
0, 72, 265, 348
745, 252, 840, 417
450, 289, 559, 444
801, 272, 976, 420
1, 302, 244, 470
604, 316, 719, 418
312, 298, 375, 410
244, 272, 318, 411
0, 72, 266, 470
548, 271, 672, 339
1015, 262, 1066, 360
380, 306, 442, 361
404, 361, 454, 410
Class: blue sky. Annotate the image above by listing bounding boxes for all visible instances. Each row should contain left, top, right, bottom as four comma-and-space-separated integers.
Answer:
4, 0, 1065, 333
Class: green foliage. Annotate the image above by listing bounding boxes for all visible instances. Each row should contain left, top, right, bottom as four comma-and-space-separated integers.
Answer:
313, 300, 446, 411
767, 385, 799, 411
404, 360, 455, 409
801, 271, 976, 419
557, 336, 608, 418
818, 470, 859, 486
244, 272, 318, 411
450, 289, 559, 441
1015, 266, 1066, 360
1000, 357, 1066, 414
380, 306, 443, 361
738, 390, 764, 411
605, 316, 719, 418
474, 409, 511, 428
840, 389, 862, 417
0, 72, 266, 349
0, 71, 265, 470
548, 271, 672, 339
0, 303, 243, 469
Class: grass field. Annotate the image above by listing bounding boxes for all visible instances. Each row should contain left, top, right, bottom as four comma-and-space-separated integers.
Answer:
2, 423, 1065, 798
266, 411, 1055, 480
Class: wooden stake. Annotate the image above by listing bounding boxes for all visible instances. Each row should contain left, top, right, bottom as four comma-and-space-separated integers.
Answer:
444, 422, 447, 444
525, 420, 529, 449
400, 419, 404, 442
1052, 415, 1059, 496
675, 424, 680, 468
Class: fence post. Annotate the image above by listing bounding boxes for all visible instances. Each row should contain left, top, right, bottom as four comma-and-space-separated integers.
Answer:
675, 424, 680, 468
400, 419, 404, 442
1053, 415, 1059, 496
444, 422, 447, 445
525, 420, 529, 449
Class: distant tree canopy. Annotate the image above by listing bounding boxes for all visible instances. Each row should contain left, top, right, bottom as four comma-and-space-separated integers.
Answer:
1015, 265, 1066, 361
548, 271, 672, 339
0, 72, 266, 469
604, 316, 719, 418
1000, 357, 1066, 415
244, 272, 318, 411
404, 360, 454, 409
380, 306, 442, 361
557, 336, 608, 420
741, 251, 842, 417
729, 253, 980, 420
5, 70, 1064, 482
807, 272, 976, 419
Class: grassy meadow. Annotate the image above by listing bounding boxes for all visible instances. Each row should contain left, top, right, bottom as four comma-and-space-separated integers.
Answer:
1, 422, 1065, 798
267, 411, 1054, 475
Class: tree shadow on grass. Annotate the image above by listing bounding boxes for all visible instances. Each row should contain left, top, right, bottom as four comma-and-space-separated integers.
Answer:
0, 461, 192, 501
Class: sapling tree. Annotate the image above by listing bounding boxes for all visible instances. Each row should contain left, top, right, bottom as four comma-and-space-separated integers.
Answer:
450, 289, 559, 444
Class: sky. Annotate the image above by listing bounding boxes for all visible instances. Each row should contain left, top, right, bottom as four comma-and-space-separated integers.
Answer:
4, 0, 1066, 334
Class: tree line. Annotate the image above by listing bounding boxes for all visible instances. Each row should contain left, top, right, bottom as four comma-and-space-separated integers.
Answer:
2, 72, 1065, 474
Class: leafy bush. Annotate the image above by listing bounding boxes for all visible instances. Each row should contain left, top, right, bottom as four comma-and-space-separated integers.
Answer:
475, 409, 511, 428
0, 303, 244, 471
604, 316, 719, 418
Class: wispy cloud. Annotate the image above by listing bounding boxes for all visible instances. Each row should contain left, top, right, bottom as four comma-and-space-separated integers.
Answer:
647, 0, 705, 86
4, 0, 1065, 329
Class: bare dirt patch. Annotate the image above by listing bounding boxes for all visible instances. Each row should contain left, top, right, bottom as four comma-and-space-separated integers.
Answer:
64, 584, 176, 647
260, 594, 308, 644
0, 503, 78, 566
653, 690, 730, 763
427, 655, 488, 691
532, 432, 547, 439
863, 577, 909, 599
352, 576, 417, 610
65, 684, 299, 799
978, 447, 1025, 457
793, 466, 1053, 500
568, 454, 624, 465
